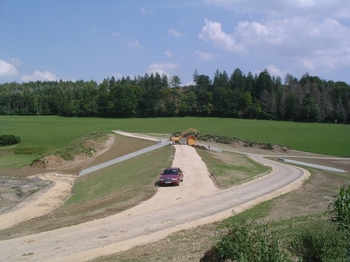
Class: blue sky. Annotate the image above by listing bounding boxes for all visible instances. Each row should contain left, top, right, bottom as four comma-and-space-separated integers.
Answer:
1, 0, 350, 85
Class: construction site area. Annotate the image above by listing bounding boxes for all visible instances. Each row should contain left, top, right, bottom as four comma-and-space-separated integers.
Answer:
0, 130, 349, 261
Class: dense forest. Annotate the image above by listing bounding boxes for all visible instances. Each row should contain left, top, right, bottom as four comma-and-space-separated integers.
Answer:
0, 68, 349, 123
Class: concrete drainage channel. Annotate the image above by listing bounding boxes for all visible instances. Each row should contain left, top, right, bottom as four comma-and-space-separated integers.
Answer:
79, 140, 170, 176
278, 158, 347, 173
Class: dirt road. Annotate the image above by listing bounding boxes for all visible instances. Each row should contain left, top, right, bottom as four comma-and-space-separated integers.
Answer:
0, 145, 310, 261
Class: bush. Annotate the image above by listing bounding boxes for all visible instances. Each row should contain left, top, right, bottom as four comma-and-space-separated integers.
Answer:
327, 184, 350, 231
0, 134, 21, 146
216, 136, 234, 144
198, 134, 238, 144
215, 219, 289, 261
243, 140, 255, 147
290, 221, 349, 262
261, 142, 274, 150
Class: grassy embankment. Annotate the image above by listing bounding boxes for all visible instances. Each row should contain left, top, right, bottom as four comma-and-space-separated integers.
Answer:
196, 150, 271, 188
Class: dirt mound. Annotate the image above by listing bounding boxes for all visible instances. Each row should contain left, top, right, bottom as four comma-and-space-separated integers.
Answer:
32, 155, 68, 168
32, 137, 111, 169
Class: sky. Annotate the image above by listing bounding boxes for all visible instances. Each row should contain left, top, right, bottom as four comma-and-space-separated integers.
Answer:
1, 0, 350, 85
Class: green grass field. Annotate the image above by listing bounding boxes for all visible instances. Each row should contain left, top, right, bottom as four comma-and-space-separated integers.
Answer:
0, 116, 349, 159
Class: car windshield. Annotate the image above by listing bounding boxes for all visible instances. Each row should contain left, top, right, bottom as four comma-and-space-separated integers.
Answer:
163, 169, 178, 175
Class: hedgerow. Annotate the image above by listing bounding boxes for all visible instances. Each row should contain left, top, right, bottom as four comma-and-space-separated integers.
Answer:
0, 134, 21, 146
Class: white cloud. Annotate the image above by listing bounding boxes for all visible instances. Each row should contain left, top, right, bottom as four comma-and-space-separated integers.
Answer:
265, 65, 288, 79
295, 0, 317, 8
168, 28, 182, 37
112, 73, 134, 80
200, 16, 350, 72
113, 73, 123, 80
165, 51, 172, 57
149, 63, 179, 71
205, 0, 350, 19
235, 19, 288, 47
126, 39, 143, 50
199, 19, 245, 53
194, 50, 214, 60
10, 58, 23, 67
141, 8, 153, 14
301, 59, 315, 70
0, 60, 19, 77
21, 70, 57, 82
112, 32, 121, 38
148, 63, 179, 76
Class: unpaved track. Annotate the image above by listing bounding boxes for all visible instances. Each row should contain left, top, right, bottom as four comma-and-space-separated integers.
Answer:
0, 145, 310, 262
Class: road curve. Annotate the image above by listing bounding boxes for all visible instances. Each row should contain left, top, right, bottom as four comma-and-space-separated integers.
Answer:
0, 147, 310, 262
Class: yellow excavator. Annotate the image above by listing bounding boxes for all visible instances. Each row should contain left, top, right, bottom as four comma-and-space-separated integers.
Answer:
170, 128, 200, 145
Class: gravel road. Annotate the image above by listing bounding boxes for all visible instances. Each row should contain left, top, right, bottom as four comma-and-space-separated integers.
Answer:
0, 145, 309, 262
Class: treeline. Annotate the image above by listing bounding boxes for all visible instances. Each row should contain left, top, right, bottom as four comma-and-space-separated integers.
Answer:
0, 69, 349, 123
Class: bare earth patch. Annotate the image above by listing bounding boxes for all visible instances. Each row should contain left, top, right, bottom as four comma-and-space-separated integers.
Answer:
0, 173, 74, 230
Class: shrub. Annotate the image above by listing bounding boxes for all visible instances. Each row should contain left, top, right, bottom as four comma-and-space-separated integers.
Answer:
0, 134, 21, 146
261, 142, 274, 150
327, 184, 350, 231
215, 219, 289, 261
216, 136, 234, 144
243, 140, 255, 147
290, 221, 349, 262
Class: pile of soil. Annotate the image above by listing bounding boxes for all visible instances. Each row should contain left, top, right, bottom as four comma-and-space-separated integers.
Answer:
32, 155, 68, 169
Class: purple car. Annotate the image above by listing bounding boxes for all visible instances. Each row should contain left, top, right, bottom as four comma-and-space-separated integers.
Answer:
158, 167, 184, 186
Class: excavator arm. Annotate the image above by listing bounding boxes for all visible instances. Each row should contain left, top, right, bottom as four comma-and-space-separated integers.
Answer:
170, 128, 200, 144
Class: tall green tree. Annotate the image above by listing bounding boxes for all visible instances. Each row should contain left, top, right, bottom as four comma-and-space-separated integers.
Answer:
230, 68, 246, 91
170, 75, 181, 88
284, 93, 299, 121
299, 93, 321, 122
254, 69, 273, 99
195, 74, 212, 91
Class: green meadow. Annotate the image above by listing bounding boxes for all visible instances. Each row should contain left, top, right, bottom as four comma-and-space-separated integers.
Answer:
0, 116, 349, 164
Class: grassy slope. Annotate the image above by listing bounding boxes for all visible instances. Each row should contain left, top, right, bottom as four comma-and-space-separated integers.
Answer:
1, 116, 349, 158
196, 149, 271, 188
